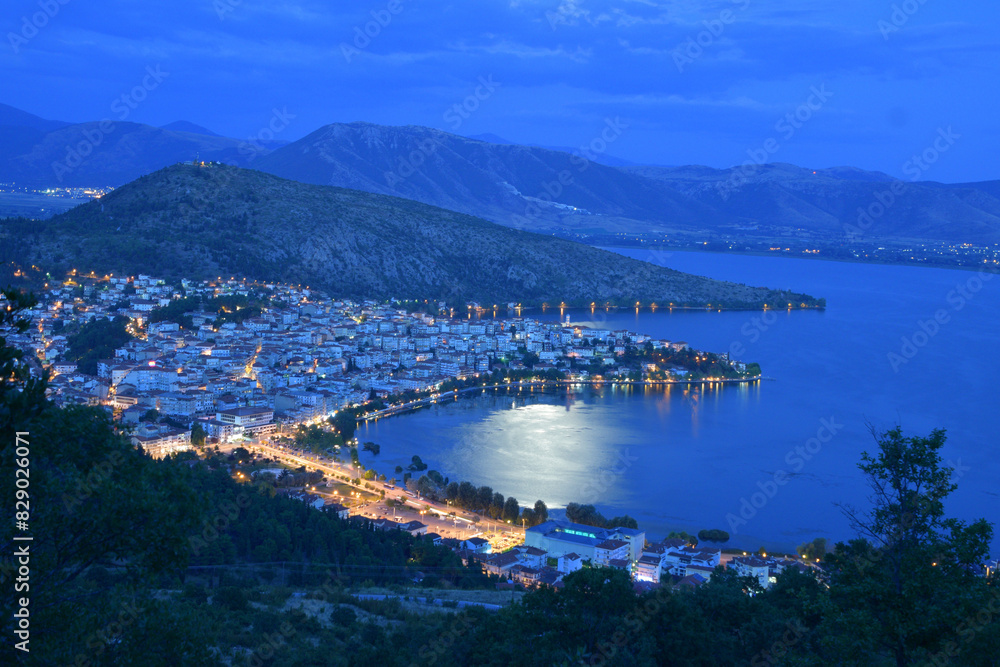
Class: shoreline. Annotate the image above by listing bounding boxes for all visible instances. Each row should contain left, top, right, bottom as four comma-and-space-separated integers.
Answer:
360, 376, 763, 422
600, 244, 1000, 275
354, 376, 808, 554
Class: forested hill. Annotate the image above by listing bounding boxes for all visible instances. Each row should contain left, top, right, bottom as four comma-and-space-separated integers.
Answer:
1, 163, 822, 309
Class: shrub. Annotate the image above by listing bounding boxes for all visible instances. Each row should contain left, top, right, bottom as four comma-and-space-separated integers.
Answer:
697, 529, 731, 543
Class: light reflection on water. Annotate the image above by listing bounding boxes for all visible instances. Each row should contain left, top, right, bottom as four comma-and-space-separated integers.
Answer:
358, 383, 761, 539
358, 250, 1000, 553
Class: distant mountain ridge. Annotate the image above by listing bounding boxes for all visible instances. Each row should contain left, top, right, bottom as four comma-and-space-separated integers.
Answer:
255, 122, 716, 233
621, 162, 1000, 242
257, 123, 1000, 243
0, 102, 70, 132
0, 104, 268, 187
465, 132, 637, 167
0, 163, 821, 309
160, 120, 222, 137
2, 102, 998, 243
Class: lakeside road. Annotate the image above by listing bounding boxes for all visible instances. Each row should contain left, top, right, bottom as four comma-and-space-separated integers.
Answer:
227, 440, 525, 544
361, 376, 764, 422
210, 375, 761, 549
219, 443, 804, 560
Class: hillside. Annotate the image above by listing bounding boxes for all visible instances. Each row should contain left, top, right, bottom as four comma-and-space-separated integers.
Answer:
465, 132, 637, 167
0, 163, 821, 308
624, 163, 1000, 243
1, 102, 998, 243
160, 120, 222, 137
255, 122, 715, 233
256, 123, 1000, 243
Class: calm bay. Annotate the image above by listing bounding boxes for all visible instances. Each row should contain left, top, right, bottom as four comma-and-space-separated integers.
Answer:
358, 249, 1000, 553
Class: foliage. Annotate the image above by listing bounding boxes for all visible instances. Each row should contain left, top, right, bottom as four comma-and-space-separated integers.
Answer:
699, 529, 731, 543
1, 335, 207, 663
823, 427, 994, 666
205, 293, 272, 326
0, 288, 48, 434
797, 537, 827, 560
295, 423, 343, 452
620, 343, 757, 380
0, 290, 493, 663
564, 502, 639, 530
328, 406, 369, 440
65, 314, 134, 374
667, 530, 700, 546
148, 295, 201, 328
1, 294, 995, 664
533, 499, 549, 520
9, 164, 823, 308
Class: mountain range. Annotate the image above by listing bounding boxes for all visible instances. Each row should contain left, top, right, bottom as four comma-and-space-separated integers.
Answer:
0, 163, 821, 309
0, 104, 262, 187
256, 123, 1000, 243
2, 103, 999, 243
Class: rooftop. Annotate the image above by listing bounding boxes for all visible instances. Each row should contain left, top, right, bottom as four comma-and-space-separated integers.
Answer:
596, 539, 629, 551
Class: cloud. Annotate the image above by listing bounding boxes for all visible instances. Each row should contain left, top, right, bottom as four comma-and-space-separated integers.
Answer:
1, 0, 997, 181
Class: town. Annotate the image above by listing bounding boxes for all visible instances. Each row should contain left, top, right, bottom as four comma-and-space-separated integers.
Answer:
2, 268, 796, 592
10, 268, 760, 459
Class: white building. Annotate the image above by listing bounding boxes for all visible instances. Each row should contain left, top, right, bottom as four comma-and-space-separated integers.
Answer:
728, 556, 771, 589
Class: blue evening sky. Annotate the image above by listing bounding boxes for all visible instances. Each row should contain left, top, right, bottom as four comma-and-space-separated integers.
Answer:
3, 0, 998, 181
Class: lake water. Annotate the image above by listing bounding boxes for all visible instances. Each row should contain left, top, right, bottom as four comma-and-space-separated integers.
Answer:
358, 250, 1000, 554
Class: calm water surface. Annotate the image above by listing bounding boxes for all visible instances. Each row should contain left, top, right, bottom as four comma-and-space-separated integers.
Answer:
358, 250, 1000, 553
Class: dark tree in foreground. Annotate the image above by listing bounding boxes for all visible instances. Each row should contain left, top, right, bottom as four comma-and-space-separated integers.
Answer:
824, 426, 994, 666
1, 289, 211, 664
0, 289, 47, 435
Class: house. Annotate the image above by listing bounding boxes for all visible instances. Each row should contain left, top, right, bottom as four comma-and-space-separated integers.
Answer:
635, 554, 663, 583
728, 556, 771, 589
594, 539, 630, 568
685, 564, 716, 582
460, 537, 492, 554
675, 573, 708, 590
482, 551, 520, 577
401, 520, 427, 536
212, 406, 276, 440
510, 565, 541, 587
662, 546, 721, 577
557, 552, 583, 574
326, 503, 350, 520
608, 558, 631, 571
535, 568, 563, 588
129, 427, 191, 458
455, 549, 478, 567
297, 493, 325, 510
611, 527, 646, 561
512, 545, 547, 569
371, 518, 401, 532
51, 362, 77, 375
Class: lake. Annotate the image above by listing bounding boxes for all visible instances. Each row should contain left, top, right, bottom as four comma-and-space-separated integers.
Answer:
357, 250, 1000, 554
